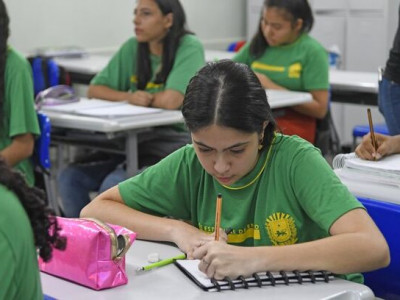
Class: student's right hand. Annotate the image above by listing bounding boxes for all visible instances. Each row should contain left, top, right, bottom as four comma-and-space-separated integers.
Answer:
355, 133, 400, 160
126, 91, 154, 107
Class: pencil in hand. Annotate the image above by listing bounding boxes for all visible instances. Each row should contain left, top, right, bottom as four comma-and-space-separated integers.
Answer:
214, 194, 223, 241
367, 108, 378, 156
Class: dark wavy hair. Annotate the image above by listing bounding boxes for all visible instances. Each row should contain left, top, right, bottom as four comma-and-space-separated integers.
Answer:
136, 0, 192, 90
182, 60, 276, 150
0, 0, 9, 127
250, 0, 314, 58
0, 158, 66, 261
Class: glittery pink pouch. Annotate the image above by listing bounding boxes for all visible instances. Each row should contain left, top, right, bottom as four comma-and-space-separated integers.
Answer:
38, 217, 136, 290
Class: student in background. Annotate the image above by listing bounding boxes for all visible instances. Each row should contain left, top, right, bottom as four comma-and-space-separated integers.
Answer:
379, 4, 400, 136
0, 0, 40, 186
81, 61, 389, 283
0, 158, 65, 299
355, 133, 400, 160
58, 0, 205, 217
233, 0, 329, 144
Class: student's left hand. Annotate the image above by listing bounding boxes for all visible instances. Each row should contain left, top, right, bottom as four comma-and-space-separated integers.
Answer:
192, 241, 253, 280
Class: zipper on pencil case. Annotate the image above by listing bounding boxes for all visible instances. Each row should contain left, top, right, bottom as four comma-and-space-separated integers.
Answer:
82, 217, 131, 260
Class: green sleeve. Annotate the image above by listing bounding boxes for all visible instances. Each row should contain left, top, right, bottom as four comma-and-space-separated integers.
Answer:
119, 146, 195, 220
232, 42, 252, 65
0, 231, 17, 299
90, 38, 136, 91
165, 35, 205, 94
6, 53, 40, 138
302, 44, 329, 91
291, 146, 364, 234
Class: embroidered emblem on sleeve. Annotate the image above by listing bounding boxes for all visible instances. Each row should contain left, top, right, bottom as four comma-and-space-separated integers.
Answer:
265, 212, 298, 245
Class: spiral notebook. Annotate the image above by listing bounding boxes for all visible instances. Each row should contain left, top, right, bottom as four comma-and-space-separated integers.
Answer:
175, 259, 334, 292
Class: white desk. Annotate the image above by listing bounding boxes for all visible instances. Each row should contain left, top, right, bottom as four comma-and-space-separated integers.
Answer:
329, 70, 378, 94
41, 240, 374, 300
55, 50, 236, 85
42, 91, 310, 177
41, 103, 183, 177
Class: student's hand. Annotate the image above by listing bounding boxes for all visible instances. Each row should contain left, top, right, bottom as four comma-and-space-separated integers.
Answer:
192, 242, 253, 280
355, 133, 399, 160
126, 91, 154, 107
254, 72, 273, 89
171, 223, 228, 259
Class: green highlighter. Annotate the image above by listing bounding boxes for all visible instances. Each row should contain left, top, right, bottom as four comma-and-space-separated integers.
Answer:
137, 253, 187, 271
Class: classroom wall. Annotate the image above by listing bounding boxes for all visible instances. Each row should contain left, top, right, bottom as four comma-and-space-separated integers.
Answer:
4, 0, 246, 55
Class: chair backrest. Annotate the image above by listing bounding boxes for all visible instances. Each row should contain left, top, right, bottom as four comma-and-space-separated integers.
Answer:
358, 197, 400, 299
34, 112, 51, 170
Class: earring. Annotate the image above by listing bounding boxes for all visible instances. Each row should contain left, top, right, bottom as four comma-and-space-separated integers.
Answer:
258, 143, 263, 150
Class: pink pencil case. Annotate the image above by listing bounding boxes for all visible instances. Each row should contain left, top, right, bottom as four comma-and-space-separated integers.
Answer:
38, 217, 136, 290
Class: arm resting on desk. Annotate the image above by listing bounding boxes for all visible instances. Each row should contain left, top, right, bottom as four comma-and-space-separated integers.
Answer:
192, 208, 389, 280
255, 72, 328, 119
80, 186, 227, 258
0, 133, 35, 167
87, 85, 183, 110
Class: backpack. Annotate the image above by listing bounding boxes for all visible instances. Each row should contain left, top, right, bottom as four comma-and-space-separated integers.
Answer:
28, 56, 71, 97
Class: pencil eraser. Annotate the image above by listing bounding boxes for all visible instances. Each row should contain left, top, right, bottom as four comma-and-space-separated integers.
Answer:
147, 252, 160, 263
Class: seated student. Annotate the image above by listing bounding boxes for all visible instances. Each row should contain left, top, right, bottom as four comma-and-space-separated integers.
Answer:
233, 0, 329, 144
0, 157, 65, 299
58, 0, 205, 217
81, 60, 389, 282
355, 133, 400, 160
0, 0, 40, 186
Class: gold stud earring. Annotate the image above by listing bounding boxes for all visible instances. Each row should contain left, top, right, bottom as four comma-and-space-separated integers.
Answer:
258, 143, 263, 150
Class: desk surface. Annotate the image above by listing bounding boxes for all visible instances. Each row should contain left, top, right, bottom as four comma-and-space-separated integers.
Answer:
41, 91, 310, 133
329, 70, 378, 94
41, 240, 374, 300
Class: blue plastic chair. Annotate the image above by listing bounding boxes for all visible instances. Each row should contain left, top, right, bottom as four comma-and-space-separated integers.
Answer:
352, 123, 389, 149
34, 112, 61, 215
358, 197, 400, 299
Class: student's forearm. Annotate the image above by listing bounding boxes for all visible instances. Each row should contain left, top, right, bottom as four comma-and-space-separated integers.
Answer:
0, 134, 34, 166
391, 135, 400, 154
152, 90, 184, 110
80, 199, 187, 242
249, 232, 389, 274
87, 85, 130, 102
291, 99, 328, 119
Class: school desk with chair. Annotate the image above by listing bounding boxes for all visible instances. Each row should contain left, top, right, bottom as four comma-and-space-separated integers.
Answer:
41, 239, 375, 300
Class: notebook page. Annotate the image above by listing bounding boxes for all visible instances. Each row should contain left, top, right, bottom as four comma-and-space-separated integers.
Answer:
42, 98, 119, 113
75, 103, 162, 118
345, 154, 400, 174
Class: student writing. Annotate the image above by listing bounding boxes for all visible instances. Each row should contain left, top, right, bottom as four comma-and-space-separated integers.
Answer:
58, 0, 205, 217
0, 0, 40, 186
233, 0, 329, 144
81, 60, 389, 283
356, 133, 400, 160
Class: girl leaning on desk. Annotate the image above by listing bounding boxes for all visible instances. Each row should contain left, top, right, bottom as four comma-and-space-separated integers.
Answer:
0, 0, 40, 186
81, 60, 390, 283
58, 0, 205, 217
233, 0, 329, 145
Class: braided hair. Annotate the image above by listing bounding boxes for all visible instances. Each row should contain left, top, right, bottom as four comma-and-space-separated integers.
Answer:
0, 158, 66, 261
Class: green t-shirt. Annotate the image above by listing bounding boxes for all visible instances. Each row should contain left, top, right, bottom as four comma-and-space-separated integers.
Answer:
91, 34, 205, 95
119, 134, 363, 283
0, 184, 43, 299
233, 34, 329, 92
0, 47, 40, 186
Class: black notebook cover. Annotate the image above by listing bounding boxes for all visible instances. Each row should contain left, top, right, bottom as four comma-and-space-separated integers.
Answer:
175, 259, 334, 292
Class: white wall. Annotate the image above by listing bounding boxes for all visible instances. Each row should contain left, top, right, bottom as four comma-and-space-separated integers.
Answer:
4, 0, 246, 55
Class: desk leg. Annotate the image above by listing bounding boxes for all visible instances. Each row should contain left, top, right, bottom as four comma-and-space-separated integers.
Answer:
126, 131, 139, 178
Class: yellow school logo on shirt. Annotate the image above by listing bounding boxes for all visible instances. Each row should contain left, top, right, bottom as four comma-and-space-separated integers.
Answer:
265, 212, 298, 245
251, 62, 284, 73
288, 63, 302, 78
130, 75, 164, 90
